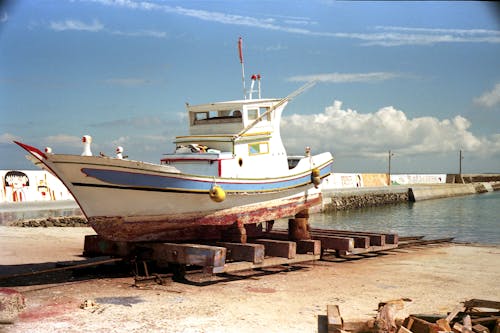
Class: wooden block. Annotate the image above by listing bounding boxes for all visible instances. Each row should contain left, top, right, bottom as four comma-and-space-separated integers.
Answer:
254, 239, 296, 259
83, 235, 136, 257
217, 242, 265, 264
296, 239, 321, 255
147, 243, 226, 269
313, 236, 354, 252
327, 304, 343, 333
472, 324, 490, 333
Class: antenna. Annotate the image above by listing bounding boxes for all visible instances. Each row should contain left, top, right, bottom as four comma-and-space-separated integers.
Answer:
238, 37, 246, 99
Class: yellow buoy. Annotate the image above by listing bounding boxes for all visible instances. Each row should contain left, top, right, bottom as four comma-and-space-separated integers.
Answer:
312, 168, 320, 177
209, 185, 226, 202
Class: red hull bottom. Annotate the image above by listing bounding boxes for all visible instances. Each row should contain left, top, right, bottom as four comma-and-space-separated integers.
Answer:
88, 195, 321, 242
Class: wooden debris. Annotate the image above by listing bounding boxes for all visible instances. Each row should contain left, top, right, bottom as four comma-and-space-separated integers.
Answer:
401, 299, 499, 333
472, 323, 490, 333
327, 304, 344, 333
376, 299, 412, 333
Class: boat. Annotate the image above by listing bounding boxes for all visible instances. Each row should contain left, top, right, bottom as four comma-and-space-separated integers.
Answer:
14, 46, 333, 243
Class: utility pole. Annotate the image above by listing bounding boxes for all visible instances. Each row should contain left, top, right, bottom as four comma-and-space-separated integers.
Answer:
459, 150, 464, 183
388, 150, 394, 186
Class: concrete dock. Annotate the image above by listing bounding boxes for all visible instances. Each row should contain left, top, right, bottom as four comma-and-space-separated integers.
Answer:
0, 227, 499, 332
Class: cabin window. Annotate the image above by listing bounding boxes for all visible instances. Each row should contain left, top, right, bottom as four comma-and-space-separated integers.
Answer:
248, 142, 269, 155
193, 109, 243, 125
247, 109, 259, 120
195, 112, 208, 121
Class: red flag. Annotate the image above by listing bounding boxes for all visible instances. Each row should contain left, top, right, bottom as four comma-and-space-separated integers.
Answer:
238, 37, 244, 64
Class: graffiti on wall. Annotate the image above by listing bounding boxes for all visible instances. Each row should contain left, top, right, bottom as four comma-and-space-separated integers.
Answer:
1, 170, 74, 203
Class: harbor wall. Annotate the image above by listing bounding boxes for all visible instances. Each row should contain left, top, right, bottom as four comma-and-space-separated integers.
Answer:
0, 170, 498, 213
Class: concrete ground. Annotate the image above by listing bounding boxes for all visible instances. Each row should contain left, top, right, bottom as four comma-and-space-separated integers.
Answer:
0, 227, 499, 333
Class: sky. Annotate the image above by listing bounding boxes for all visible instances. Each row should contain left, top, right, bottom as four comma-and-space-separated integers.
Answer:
0, 0, 499, 174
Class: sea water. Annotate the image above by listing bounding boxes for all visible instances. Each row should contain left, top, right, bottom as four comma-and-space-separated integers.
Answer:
308, 190, 500, 245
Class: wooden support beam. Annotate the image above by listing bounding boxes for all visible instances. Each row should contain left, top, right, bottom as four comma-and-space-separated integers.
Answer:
313, 236, 354, 252
146, 243, 226, 273
254, 239, 296, 259
310, 229, 384, 247
327, 304, 343, 333
217, 242, 265, 264
296, 239, 321, 255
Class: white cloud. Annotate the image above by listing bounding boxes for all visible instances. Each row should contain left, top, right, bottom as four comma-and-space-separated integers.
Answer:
110, 29, 167, 38
281, 100, 500, 158
87, 0, 500, 46
474, 83, 500, 108
50, 19, 104, 32
1, 12, 8, 23
0, 133, 19, 144
288, 72, 401, 83
48, 18, 166, 38
44, 134, 82, 147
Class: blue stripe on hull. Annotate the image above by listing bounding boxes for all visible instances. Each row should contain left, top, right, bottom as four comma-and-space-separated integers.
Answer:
81, 163, 332, 193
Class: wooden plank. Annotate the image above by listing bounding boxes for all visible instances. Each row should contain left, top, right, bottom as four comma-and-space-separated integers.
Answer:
311, 230, 382, 247
471, 317, 500, 325
217, 242, 265, 264
147, 243, 226, 270
445, 305, 466, 322
327, 304, 343, 333
464, 300, 500, 310
254, 239, 296, 259
296, 239, 321, 255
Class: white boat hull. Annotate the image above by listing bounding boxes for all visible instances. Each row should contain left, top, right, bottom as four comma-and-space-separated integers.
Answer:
16, 141, 332, 242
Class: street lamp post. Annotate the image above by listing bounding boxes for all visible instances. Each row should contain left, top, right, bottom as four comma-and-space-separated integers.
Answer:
459, 150, 463, 175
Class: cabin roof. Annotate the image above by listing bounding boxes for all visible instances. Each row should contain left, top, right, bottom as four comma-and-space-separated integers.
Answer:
186, 98, 281, 112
